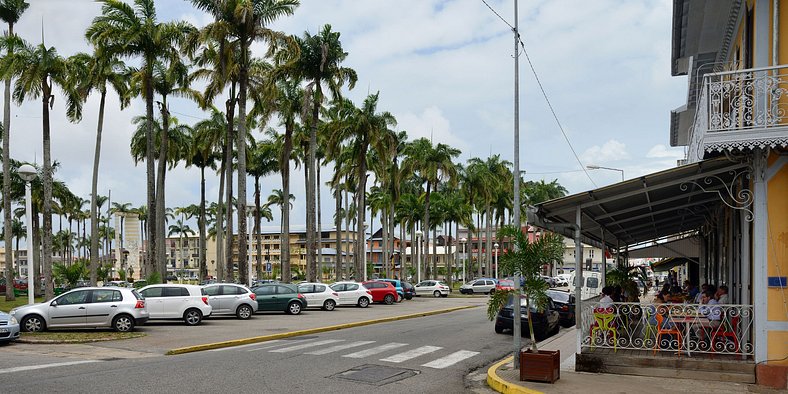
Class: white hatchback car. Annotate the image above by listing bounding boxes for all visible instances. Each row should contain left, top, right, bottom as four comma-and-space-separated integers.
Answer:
329, 282, 372, 308
414, 280, 451, 297
202, 283, 258, 319
297, 283, 340, 311
138, 284, 212, 325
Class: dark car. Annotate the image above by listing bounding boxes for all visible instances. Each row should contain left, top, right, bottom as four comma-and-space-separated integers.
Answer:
401, 281, 416, 300
546, 289, 576, 327
252, 284, 307, 315
494, 295, 560, 340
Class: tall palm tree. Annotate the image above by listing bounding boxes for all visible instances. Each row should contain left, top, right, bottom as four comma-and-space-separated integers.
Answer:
69, 48, 129, 286
6, 40, 82, 300
287, 24, 357, 281
87, 0, 194, 279
247, 139, 278, 281
0, 0, 28, 301
167, 219, 193, 274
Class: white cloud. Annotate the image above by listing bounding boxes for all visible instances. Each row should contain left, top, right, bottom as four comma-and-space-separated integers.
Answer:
580, 139, 629, 164
646, 144, 685, 159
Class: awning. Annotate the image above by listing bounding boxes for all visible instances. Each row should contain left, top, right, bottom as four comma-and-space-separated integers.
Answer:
527, 157, 749, 249
627, 236, 701, 259
651, 257, 697, 272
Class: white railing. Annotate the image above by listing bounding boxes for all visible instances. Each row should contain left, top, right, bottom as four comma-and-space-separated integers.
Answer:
580, 302, 754, 356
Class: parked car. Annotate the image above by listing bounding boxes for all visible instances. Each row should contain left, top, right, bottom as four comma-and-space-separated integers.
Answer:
252, 284, 307, 315
493, 279, 515, 293
546, 289, 576, 327
104, 281, 132, 288
202, 283, 257, 319
553, 276, 569, 287
297, 283, 340, 311
361, 281, 398, 305
329, 282, 372, 308
401, 281, 416, 300
377, 279, 405, 302
0, 310, 21, 343
494, 295, 560, 340
540, 275, 556, 288
138, 284, 212, 325
9, 287, 148, 333
252, 279, 279, 288
459, 278, 497, 295
414, 280, 451, 297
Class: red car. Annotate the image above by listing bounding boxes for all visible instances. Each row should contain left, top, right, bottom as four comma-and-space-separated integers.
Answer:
361, 281, 398, 305
493, 279, 515, 293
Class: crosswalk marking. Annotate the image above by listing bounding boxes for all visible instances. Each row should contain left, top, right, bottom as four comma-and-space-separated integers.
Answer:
379, 346, 442, 363
342, 342, 408, 359
245, 340, 293, 352
304, 341, 376, 355
420, 350, 479, 369
209, 343, 262, 352
269, 339, 344, 353
0, 360, 101, 374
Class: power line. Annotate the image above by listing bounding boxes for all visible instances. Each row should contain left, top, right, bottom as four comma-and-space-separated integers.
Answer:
479, 0, 597, 188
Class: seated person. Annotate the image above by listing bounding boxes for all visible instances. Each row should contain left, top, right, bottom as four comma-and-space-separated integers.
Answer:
694, 284, 709, 303
647, 293, 675, 329
598, 286, 614, 310
715, 285, 729, 304
687, 282, 699, 300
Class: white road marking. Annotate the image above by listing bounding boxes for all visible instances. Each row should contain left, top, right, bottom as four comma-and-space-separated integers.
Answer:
269, 339, 343, 353
0, 360, 100, 374
342, 343, 408, 359
304, 341, 376, 355
208, 343, 264, 352
245, 340, 292, 352
379, 346, 442, 363
421, 350, 480, 369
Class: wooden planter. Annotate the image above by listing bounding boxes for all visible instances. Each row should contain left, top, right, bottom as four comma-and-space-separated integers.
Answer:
520, 349, 560, 383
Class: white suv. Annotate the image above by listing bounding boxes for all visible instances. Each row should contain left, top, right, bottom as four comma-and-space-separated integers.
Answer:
138, 284, 212, 325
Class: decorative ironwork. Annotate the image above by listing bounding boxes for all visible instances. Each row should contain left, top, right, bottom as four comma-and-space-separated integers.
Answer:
581, 302, 754, 356
679, 168, 753, 221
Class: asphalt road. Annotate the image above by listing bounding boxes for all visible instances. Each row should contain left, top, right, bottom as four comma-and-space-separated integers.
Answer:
1, 307, 514, 394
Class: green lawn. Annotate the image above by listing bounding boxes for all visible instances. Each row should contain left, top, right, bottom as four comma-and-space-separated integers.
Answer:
0, 297, 45, 312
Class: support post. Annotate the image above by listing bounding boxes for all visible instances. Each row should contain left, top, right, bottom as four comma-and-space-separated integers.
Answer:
574, 206, 583, 356
752, 150, 768, 363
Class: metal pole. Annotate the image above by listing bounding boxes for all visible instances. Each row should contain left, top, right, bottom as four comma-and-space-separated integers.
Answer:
512, 0, 522, 368
462, 242, 466, 283
25, 181, 34, 305
416, 232, 421, 283
574, 206, 584, 356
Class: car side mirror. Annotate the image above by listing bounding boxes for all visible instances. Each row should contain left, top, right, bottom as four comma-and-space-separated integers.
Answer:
50, 300, 58, 307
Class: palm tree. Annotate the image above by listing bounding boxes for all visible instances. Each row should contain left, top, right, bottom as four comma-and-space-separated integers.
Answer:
87, 0, 194, 279
168, 219, 193, 275
0, 0, 28, 302
185, 116, 219, 282
110, 202, 133, 256
286, 24, 357, 281
247, 139, 278, 281
6, 39, 82, 300
69, 48, 129, 286
10, 216, 23, 274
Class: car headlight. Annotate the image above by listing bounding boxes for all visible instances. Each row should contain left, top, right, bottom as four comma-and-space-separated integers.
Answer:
10, 316, 17, 325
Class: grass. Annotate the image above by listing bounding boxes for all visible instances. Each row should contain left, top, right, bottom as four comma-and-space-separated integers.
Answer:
0, 297, 45, 312
22, 331, 145, 343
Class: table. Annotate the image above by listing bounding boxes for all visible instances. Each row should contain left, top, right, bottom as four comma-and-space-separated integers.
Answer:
669, 315, 710, 356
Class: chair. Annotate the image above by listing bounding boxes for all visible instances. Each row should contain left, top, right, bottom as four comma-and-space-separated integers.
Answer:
642, 306, 658, 342
654, 313, 682, 356
711, 315, 740, 353
591, 312, 617, 352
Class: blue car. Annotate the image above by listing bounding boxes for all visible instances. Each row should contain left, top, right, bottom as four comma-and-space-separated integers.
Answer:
378, 279, 405, 302
0, 310, 20, 343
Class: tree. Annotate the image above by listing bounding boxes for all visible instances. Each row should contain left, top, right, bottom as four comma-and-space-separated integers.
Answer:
168, 219, 193, 276
487, 227, 564, 353
247, 139, 278, 280
70, 48, 129, 285
87, 0, 194, 279
0, 0, 28, 302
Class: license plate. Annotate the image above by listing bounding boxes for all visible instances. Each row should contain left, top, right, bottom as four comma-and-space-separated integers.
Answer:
0, 328, 8, 333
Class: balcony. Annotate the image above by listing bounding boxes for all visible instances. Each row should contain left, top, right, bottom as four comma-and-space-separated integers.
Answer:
687, 64, 788, 163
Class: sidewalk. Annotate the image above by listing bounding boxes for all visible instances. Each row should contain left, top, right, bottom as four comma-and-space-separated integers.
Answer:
486, 328, 754, 394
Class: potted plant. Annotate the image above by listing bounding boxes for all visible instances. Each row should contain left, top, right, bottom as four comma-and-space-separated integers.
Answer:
487, 226, 564, 383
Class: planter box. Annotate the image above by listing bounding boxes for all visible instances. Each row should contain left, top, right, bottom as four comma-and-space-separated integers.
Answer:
520, 349, 560, 383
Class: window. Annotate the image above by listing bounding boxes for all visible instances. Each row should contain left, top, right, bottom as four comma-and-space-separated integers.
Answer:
222, 285, 245, 295
276, 285, 295, 295
347, 284, 359, 291
57, 290, 89, 305
315, 285, 326, 292
140, 287, 163, 298
203, 286, 220, 296
255, 286, 275, 296
486, 280, 494, 286
164, 287, 189, 297
91, 289, 117, 303
586, 277, 599, 289
330, 284, 345, 292
298, 285, 314, 293
473, 281, 485, 287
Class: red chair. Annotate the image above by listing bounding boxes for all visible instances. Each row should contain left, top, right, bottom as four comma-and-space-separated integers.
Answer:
711, 316, 740, 353
654, 313, 682, 356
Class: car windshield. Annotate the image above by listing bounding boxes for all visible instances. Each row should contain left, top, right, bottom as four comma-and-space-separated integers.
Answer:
499, 280, 514, 287
503, 295, 543, 312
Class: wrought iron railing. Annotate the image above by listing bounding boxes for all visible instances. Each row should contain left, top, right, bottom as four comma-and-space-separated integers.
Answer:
580, 302, 753, 356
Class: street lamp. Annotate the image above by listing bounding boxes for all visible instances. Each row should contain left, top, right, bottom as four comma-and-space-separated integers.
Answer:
415, 230, 423, 283
494, 243, 499, 280
460, 237, 467, 283
586, 165, 624, 182
18, 164, 36, 305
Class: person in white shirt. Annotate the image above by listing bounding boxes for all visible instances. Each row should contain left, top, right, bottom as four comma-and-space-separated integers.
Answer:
715, 285, 729, 304
599, 286, 614, 309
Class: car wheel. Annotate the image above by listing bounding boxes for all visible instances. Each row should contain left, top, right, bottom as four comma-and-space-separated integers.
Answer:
236, 304, 253, 320
21, 315, 45, 333
183, 308, 202, 326
323, 299, 336, 311
287, 301, 302, 315
405, 295, 413, 300
433, 290, 441, 298
551, 323, 560, 336
384, 294, 395, 305
358, 297, 370, 308
112, 314, 135, 332
490, 289, 495, 295
495, 325, 504, 334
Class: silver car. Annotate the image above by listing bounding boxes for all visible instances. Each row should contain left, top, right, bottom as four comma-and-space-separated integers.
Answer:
0, 310, 20, 343
202, 283, 258, 319
9, 287, 149, 332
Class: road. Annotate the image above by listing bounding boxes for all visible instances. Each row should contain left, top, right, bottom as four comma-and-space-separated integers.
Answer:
1, 305, 518, 393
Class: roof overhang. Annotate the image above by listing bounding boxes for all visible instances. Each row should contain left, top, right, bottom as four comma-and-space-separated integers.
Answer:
652, 257, 698, 272
628, 236, 701, 259
527, 157, 750, 249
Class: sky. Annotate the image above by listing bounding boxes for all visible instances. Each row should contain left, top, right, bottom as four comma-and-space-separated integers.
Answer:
6, 0, 687, 231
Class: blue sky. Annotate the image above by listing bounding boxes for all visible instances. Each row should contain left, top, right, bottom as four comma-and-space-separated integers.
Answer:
7, 0, 687, 229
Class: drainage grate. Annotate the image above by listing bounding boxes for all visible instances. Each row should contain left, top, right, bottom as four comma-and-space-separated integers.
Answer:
330, 364, 419, 386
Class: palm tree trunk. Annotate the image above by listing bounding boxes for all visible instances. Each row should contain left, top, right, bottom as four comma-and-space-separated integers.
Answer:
432, 227, 437, 280
41, 81, 54, 300
254, 175, 262, 280
334, 186, 341, 281
447, 220, 453, 288
423, 183, 431, 281
216, 159, 225, 282
2, 21, 13, 301
280, 126, 292, 283
33, 205, 42, 297
316, 163, 323, 281
156, 101, 169, 282
199, 166, 207, 282
306, 86, 321, 283
144, 63, 157, 281
224, 93, 235, 282
476, 212, 482, 278
343, 186, 350, 280
486, 204, 493, 278
237, 54, 249, 287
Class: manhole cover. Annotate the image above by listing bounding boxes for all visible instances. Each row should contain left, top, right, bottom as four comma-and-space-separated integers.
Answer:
330, 364, 419, 386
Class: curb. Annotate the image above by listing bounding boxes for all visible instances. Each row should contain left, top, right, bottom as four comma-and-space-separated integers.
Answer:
17, 333, 146, 344
166, 305, 478, 355
486, 356, 544, 394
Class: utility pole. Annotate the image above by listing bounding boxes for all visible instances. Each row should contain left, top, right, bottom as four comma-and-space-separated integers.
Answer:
512, 0, 523, 368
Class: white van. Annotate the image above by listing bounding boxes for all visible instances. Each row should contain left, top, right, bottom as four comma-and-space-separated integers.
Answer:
568, 271, 602, 301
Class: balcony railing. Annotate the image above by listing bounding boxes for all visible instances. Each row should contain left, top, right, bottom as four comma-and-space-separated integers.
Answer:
688, 65, 788, 163
580, 302, 753, 356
